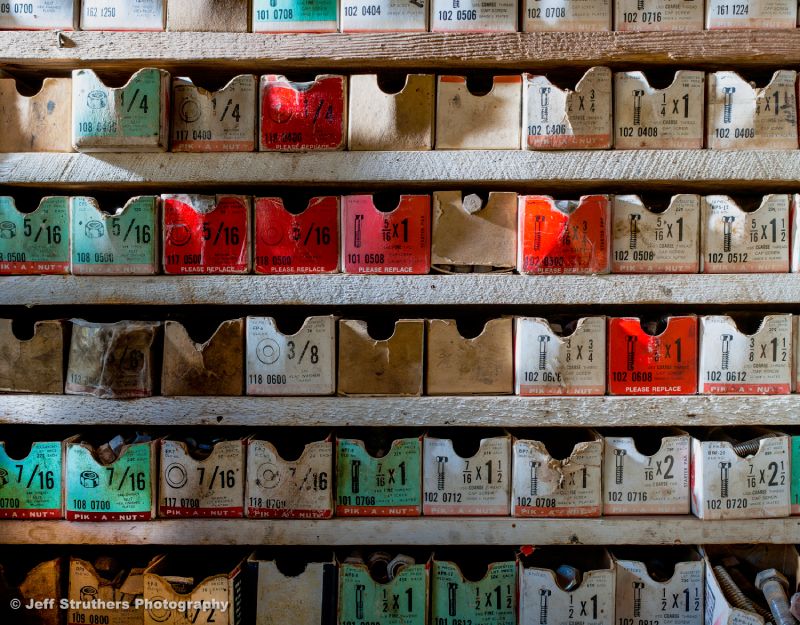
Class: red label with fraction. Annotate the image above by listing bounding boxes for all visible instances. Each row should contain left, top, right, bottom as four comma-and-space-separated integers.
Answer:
162, 194, 250, 274
259, 74, 346, 150
607, 316, 698, 395
518, 195, 610, 274
341, 194, 430, 274
254, 196, 340, 273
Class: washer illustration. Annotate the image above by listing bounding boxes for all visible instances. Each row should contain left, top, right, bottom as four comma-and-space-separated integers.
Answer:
257, 463, 281, 489
165, 463, 188, 489
85, 220, 105, 239
180, 98, 201, 123
167, 223, 192, 247
0, 221, 16, 239
80, 470, 100, 488
256, 338, 280, 365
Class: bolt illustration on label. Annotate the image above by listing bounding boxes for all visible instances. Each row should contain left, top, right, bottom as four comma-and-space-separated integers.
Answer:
718, 461, 732, 498
723, 86, 736, 124
629, 214, 640, 249
540, 87, 551, 123
351, 459, 360, 493
615, 449, 626, 484
632, 581, 645, 618
539, 588, 551, 625
533, 215, 545, 250
538, 335, 550, 369
436, 456, 447, 490
448, 582, 458, 615
721, 334, 733, 370
354, 214, 363, 248
530, 461, 541, 495
723, 216, 735, 252
627, 336, 637, 370
355, 584, 366, 619
633, 90, 645, 125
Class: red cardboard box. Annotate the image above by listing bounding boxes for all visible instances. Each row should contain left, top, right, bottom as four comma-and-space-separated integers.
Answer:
517, 195, 610, 274
259, 74, 346, 151
341, 194, 430, 274
607, 316, 698, 395
254, 196, 339, 274
162, 194, 250, 274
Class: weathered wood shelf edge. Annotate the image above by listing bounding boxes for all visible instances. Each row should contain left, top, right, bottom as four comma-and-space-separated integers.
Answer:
4, 517, 800, 545
0, 30, 799, 71
3, 394, 800, 426
2, 151, 800, 189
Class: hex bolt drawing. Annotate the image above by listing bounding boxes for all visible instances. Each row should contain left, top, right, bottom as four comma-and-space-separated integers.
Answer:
355, 584, 365, 620
539, 588, 552, 625
540, 87, 551, 123
533, 215, 545, 250
632, 90, 645, 126
721, 334, 733, 370
713, 566, 772, 620
723, 216, 736, 253
629, 213, 641, 249
354, 214, 364, 249
351, 460, 361, 494
626, 335, 638, 371
436, 456, 448, 491
448, 582, 458, 616
538, 335, 551, 370
719, 461, 732, 498
633, 582, 646, 618
723, 86, 736, 124
530, 461, 541, 496
755, 569, 797, 625
615, 449, 627, 485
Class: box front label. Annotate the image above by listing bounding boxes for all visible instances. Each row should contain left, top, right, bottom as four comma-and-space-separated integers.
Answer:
706, 0, 797, 28
0, 197, 69, 275
0, 0, 76, 29
253, 0, 338, 29
792, 435, 800, 514
144, 572, 240, 625
615, 0, 703, 30
0, 441, 62, 519
431, 0, 517, 31
432, 561, 516, 625
520, 569, 615, 625
68, 559, 144, 625
615, 560, 703, 625
523, 0, 610, 31
338, 565, 427, 625
81, 0, 164, 29
340, 0, 428, 31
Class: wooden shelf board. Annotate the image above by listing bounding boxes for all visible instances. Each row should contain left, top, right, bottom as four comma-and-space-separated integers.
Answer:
3, 394, 800, 427
1, 151, 800, 190
1, 31, 799, 72
3, 517, 799, 545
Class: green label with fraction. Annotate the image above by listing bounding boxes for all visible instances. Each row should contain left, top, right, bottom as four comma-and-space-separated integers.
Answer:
432, 561, 517, 625
0, 441, 62, 518
0, 197, 69, 274
253, 0, 337, 23
338, 564, 427, 625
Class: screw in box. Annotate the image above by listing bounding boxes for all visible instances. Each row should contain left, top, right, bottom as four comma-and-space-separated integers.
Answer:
538, 335, 551, 370
351, 460, 361, 494
539, 588, 552, 625
540, 87, 551, 123
533, 215, 545, 251
626, 335, 638, 371
723, 216, 736, 253
448, 582, 458, 616
721, 334, 733, 370
615, 449, 627, 485
629, 213, 641, 249
436, 456, 448, 491
633, 581, 646, 618
723, 86, 736, 124
719, 461, 732, 498
354, 214, 364, 249
632, 90, 645, 126
530, 461, 541, 496
355, 584, 365, 620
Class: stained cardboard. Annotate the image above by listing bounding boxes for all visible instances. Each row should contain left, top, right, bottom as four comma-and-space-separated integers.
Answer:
706, 0, 797, 28
338, 562, 429, 625
431, 0, 518, 31
0, 319, 65, 394
81, 0, 165, 30
0, 558, 61, 625
615, 0, 703, 30
523, 0, 611, 30
0, 77, 73, 152
0, 437, 68, 519
431, 560, 516, 625
339, 0, 428, 31
0, 0, 77, 29
68, 556, 148, 625
168, 0, 250, 31
792, 432, 800, 514
348, 74, 435, 150
0, 196, 70, 275
337, 319, 424, 396
161, 319, 244, 396
435, 75, 522, 149
253, 0, 338, 31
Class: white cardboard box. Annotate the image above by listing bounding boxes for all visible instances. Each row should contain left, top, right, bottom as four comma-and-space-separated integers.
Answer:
0, 0, 77, 29
81, 0, 165, 30
340, 0, 428, 30
706, 0, 797, 28
614, 0, 703, 30
523, 0, 610, 30
431, 0, 517, 31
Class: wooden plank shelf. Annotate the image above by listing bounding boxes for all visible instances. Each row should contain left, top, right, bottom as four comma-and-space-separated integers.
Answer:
3, 394, 800, 427
1, 31, 800, 72
3, 517, 799, 545
2, 151, 800, 190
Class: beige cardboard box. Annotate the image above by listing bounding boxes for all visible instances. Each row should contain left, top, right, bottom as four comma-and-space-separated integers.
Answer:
426, 318, 513, 395
706, 0, 797, 28
0, 557, 61, 625
523, 67, 612, 150
615, 0, 703, 30
348, 74, 434, 150
0, 77, 72, 152
707, 70, 798, 150
692, 428, 790, 519
612, 195, 701, 273
253, 0, 338, 31
519, 548, 615, 625
246, 315, 336, 396
162, 319, 244, 396
172, 75, 257, 152
337, 319, 424, 396
423, 433, 511, 515
614, 71, 705, 149
81, 0, 165, 29
512, 429, 603, 517
701, 194, 790, 273
431, 0, 518, 31
603, 429, 691, 515
167, 0, 249, 31
0, 0, 77, 28
431, 191, 517, 272
699, 315, 792, 395
160, 438, 245, 518
435, 75, 522, 149
68, 556, 151, 625
0, 319, 65, 394
65, 319, 160, 399
515, 316, 606, 396
523, 0, 610, 30
72, 68, 170, 152
245, 436, 334, 519
340, 0, 428, 31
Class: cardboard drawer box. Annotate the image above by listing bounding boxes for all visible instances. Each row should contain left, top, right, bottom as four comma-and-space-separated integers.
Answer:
0, 435, 70, 519
65, 435, 158, 521
431, 559, 516, 625
72, 68, 170, 152
523, 67, 613, 149
162, 319, 244, 396
706, 0, 797, 28
159, 437, 245, 518
707, 71, 798, 150
171, 75, 257, 152
692, 428, 790, 520
426, 318, 513, 395
162, 194, 251, 274
699, 315, 792, 395
614, 71, 705, 149
515, 316, 606, 396
0, 197, 70, 275
517, 195, 610, 275
614, 0, 703, 30
0, 0, 77, 28
336, 436, 422, 516
70, 196, 159, 275
68, 556, 152, 625
338, 319, 424, 396
612, 194, 701, 273
168, 0, 250, 31
253, 0, 337, 31
259, 74, 346, 151
245, 435, 334, 518
341, 194, 430, 275
81, 0, 165, 30
523, 0, 610, 30
701, 194, 790, 273
246, 315, 336, 396
0, 557, 61, 625
607, 316, 698, 396
423, 433, 511, 515
792, 431, 800, 514
254, 196, 340, 274
0, 77, 72, 152
430, 0, 517, 31
348, 74, 435, 151
340, 0, 427, 31
0, 318, 65, 394
603, 428, 691, 514
512, 428, 603, 517
431, 191, 516, 273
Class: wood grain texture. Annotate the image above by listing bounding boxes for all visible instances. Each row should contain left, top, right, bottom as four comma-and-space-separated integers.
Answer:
3, 517, 800, 545
3, 394, 800, 426
2, 31, 800, 72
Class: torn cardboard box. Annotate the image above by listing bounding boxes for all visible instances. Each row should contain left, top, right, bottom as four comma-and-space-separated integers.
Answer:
0, 318, 65, 394
0, 196, 70, 275
0, 77, 73, 152
0, 557, 61, 625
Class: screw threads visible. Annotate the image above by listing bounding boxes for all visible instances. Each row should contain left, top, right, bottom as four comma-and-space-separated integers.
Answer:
713, 566, 769, 618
